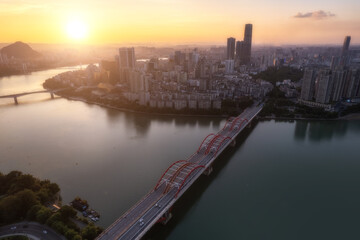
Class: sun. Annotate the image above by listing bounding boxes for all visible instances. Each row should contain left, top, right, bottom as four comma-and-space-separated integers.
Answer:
66, 19, 88, 40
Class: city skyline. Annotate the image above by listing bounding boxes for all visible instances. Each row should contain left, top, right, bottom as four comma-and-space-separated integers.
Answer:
0, 0, 359, 45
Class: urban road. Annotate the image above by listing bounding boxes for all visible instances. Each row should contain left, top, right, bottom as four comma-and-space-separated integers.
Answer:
96, 104, 263, 240
0, 221, 66, 240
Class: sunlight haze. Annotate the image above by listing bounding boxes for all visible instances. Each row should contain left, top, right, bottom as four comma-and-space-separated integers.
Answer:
0, 0, 359, 45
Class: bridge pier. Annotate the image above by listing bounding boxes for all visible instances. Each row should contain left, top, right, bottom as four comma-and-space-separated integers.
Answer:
203, 166, 213, 176
231, 140, 236, 147
13, 97, 18, 105
157, 211, 172, 225
247, 122, 252, 128
50, 92, 54, 99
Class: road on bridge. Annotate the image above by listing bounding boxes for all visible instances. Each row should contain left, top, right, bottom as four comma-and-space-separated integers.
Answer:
97, 104, 263, 240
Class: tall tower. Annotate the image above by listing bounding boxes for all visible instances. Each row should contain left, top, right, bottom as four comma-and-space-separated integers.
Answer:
240, 24, 252, 65
118, 47, 135, 83
226, 37, 236, 60
341, 36, 351, 57
236, 41, 244, 62
300, 68, 317, 101
119, 47, 135, 69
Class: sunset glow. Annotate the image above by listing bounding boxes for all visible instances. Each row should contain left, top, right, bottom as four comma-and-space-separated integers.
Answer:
66, 19, 88, 40
0, 0, 359, 45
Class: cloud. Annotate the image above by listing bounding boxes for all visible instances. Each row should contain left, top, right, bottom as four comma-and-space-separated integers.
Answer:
293, 10, 336, 20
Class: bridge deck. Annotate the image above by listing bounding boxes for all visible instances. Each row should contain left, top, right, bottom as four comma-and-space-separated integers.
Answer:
0, 89, 65, 98
96, 104, 263, 240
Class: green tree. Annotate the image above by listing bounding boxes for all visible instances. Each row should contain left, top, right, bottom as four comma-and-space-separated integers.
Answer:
36, 189, 50, 204
7, 174, 37, 194
0, 195, 22, 223
60, 205, 77, 220
72, 235, 82, 240
51, 220, 68, 235
81, 223, 103, 240
26, 204, 42, 220
36, 207, 52, 223
15, 189, 39, 216
46, 212, 62, 226
65, 229, 78, 240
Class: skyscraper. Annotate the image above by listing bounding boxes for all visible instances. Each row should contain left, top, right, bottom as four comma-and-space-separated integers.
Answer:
315, 69, 333, 104
342, 36, 351, 57
235, 41, 244, 62
240, 24, 252, 65
340, 36, 351, 67
226, 37, 236, 60
118, 47, 135, 83
119, 47, 135, 69
300, 68, 317, 101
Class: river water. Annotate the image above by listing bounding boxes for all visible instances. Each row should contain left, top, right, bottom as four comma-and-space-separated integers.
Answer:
1, 67, 360, 240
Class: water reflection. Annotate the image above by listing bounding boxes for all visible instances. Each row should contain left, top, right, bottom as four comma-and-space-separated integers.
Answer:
123, 113, 152, 137
294, 120, 355, 141
294, 121, 308, 141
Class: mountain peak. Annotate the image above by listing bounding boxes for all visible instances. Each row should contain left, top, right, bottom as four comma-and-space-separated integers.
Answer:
1, 41, 42, 59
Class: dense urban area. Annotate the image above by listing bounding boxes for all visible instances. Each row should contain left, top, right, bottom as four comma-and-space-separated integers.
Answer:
1, 22, 360, 240
40, 30, 360, 119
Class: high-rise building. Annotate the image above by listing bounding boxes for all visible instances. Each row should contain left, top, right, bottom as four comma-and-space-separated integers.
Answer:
300, 68, 317, 101
235, 41, 244, 62
343, 68, 360, 98
342, 36, 351, 57
240, 24, 252, 65
301, 66, 360, 105
315, 69, 333, 104
244, 24, 252, 45
118, 47, 135, 83
119, 47, 135, 69
340, 36, 351, 67
226, 37, 236, 60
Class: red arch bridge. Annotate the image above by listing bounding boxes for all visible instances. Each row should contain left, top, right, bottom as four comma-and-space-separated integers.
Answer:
96, 104, 263, 240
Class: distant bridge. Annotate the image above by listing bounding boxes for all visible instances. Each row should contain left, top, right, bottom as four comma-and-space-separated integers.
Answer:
96, 104, 263, 240
0, 89, 65, 104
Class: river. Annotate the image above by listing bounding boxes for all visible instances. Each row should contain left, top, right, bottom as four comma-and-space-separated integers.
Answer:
1, 67, 360, 240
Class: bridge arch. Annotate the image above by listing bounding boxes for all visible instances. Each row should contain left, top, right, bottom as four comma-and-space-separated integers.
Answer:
197, 133, 215, 153
163, 161, 195, 194
213, 136, 232, 156
205, 134, 225, 154
220, 118, 234, 132
175, 165, 205, 198
230, 118, 248, 131
154, 160, 188, 190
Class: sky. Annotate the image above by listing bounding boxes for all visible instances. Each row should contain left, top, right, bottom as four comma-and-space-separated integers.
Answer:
0, 0, 359, 45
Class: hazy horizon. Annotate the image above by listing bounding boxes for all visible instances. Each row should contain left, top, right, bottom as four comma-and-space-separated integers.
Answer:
0, 0, 359, 45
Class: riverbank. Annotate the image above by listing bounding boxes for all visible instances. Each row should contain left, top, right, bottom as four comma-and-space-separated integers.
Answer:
65, 95, 228, 118
339, 113, 360, 120
62, 94, 360, 121
0, 63, 90, 79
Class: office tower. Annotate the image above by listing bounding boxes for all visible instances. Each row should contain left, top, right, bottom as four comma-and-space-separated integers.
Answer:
240, 24, 252, 64
330, 56, 338, 69
235, 41, 244, 62
342, 36, 351, 57
343, 68, 360, 98
340, 36, 351, 67
300, 68, 317, 101
119, 48, 135, 69
227, 37, 236, 60
331, 70, 347, 101
315, 69, 333, 104
244, 24, 252, 45
118, 47, 135, 83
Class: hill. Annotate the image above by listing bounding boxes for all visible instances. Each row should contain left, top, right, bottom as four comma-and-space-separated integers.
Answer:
1, 41, 42, 59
